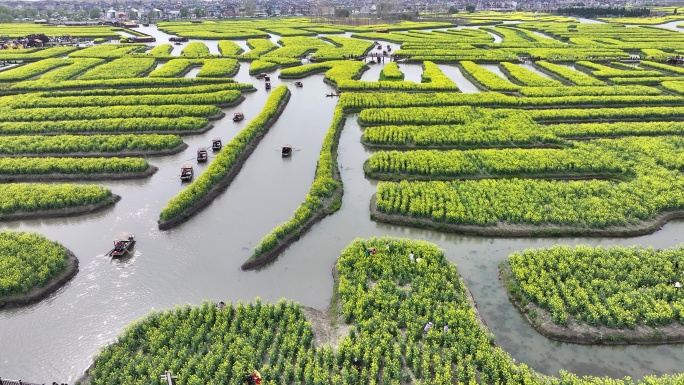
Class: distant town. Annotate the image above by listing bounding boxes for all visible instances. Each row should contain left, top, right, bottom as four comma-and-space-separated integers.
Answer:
0, 0, 682, 24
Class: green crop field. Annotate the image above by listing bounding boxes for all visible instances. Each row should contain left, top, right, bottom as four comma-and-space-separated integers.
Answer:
5, 14, 684, 383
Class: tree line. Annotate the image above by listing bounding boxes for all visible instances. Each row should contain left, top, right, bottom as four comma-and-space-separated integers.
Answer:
556, 6, 651, 18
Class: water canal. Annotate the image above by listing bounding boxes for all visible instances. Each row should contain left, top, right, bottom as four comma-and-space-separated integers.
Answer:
1, 23, 684, 384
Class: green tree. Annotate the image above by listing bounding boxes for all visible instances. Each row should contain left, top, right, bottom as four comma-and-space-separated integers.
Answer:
89, 7, 102, 19
24, 7, 38, 18
194, 7, 206, 17
465, 4, 476, 13
180, 6, 189, 19
335, 8, 350, 17
73, 10, 87, 21
448, 5, 458, 14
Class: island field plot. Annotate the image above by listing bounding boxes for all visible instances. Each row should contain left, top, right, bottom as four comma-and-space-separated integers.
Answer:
4, 16, 684, 384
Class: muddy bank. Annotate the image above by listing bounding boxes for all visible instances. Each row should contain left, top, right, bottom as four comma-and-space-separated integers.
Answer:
0, 165, 158, 183
369, 194, 684, 237
0, 194, 120, 221
0, 249, 78, 309
499, 260, 684, 344
302, 265, 349, 349
157, 90, 291, 230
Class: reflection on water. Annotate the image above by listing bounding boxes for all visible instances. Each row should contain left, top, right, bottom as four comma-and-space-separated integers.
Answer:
519, 62, 556, 80
1, 23, 683, 385
480, 63, 509, 79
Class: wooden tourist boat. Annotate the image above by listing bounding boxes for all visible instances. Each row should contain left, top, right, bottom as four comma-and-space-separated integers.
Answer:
109, 232, 135, 257
294, 81, 303, 87
212, 138, 222, 151
180, 164, 193, 181
142, 23, 150, 27
169, 36, 188, 42
255, 72, 268, 79
265, 82, 272, 90
281, 144, 292, 157
264, 76, 271, 81
233, 112, 244, 122
197, 148, 208, 162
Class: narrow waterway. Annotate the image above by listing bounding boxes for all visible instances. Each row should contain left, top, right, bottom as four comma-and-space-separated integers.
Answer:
1, 24, 683, 384
531, 30, 567, 44
519, 62, 557, 80
479, 63, 510, 79
437, 64, 480, 92
651, 20, 684, 32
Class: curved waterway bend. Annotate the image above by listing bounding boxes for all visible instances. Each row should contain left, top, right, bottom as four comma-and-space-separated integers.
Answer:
1, 26, 683, 384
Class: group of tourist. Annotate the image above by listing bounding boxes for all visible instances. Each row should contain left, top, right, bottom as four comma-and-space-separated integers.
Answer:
423, 321, 449, 334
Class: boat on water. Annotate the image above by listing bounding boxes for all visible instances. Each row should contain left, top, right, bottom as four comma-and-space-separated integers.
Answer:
255, 73, 268, 79
212, 137, 222, 151
180, 164, 193, 181
294, 81, 303, 87
265, 82, 272, 90
109, 233, 135, 257
233, 112, 244, 122
197, 148, 208, 162
281, 144, 292, 157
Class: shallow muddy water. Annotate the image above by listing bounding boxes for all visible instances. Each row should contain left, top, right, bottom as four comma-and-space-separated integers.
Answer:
1, 24, 684, 384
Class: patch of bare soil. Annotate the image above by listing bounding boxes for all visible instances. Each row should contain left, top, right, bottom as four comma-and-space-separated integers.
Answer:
302, 306, 350, 349
302, 265, 349, 349
499, 260, 684, 345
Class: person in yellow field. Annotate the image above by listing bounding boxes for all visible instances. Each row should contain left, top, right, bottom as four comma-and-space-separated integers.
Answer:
252, 370, 262, 385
